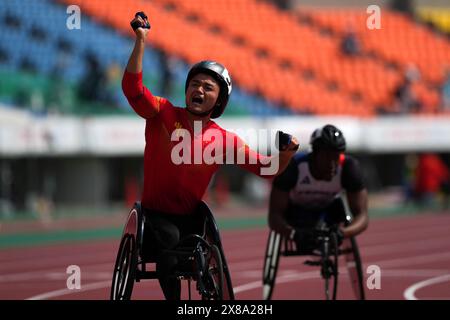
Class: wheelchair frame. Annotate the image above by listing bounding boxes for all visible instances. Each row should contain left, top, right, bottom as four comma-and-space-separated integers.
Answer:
262, 218, 365, 300
110, 201, 235, 300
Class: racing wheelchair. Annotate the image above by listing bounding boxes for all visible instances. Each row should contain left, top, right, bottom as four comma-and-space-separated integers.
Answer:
262, 211, 365, 300
110, 201, 235, 300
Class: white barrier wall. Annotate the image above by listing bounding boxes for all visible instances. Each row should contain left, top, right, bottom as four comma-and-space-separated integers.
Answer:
1, 106, 450, 155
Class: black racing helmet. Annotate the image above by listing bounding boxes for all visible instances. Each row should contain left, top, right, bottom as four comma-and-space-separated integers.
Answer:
310, 124, 346, 152
185, 60, 232, 119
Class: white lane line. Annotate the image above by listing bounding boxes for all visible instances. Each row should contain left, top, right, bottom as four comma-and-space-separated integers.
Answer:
234, 270, 450, 298
235, 268, 450, 280
0, 271, 111, 282
234, 271, 320, 294
6, 232, 449, 285
404, 274, 450, 300
22, 250, 450, 299
16, 226, 450, 299
2, 219, 449, 264
376, 252, 450, 269
0, 262, 113, 283
24, 267, 450, 300
227, 249, 450, 273
26, 280, 111, 300
224, 234, 450, 267
0, 251, 115, 270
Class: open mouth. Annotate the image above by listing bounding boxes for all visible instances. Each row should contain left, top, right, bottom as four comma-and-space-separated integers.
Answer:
191, 96, 204, 105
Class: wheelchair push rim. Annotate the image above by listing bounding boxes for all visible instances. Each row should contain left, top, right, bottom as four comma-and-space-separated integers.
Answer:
203, 205, 235, 300
110, 234, 137, 300
322, 231, 339, 300
262, 230, 282, 300
348, 237, 365, 300
201, 244, 224, 300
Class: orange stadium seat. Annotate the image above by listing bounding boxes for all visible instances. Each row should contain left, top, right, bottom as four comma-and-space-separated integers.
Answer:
163, 0, 380, 112
302, 8, 449, 113
57, 0, 448, 116
151, 0, 400, 112
56, 0, 373, 116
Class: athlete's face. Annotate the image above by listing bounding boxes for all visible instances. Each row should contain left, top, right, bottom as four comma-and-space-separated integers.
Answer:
315, 149, 341, 180
186, 73, 220, 116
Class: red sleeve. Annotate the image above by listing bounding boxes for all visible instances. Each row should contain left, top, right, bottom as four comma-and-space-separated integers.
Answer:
122, 70, 165, 119
226, 133, 274, 178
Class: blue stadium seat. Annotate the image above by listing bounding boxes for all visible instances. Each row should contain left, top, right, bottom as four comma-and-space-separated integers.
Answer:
0, 0, 284, 116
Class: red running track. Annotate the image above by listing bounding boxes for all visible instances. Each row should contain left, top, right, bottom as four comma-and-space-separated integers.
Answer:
1, 213, 450, 300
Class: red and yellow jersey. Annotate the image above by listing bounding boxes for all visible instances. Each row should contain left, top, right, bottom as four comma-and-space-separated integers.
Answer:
123, 70, 273, 214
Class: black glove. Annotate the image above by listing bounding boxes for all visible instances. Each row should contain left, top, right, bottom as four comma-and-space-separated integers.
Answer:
131, 11, 151, 31
276, 131, 299, 152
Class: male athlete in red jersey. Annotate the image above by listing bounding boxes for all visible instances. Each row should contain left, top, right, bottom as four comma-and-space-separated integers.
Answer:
122, 12, 299, 299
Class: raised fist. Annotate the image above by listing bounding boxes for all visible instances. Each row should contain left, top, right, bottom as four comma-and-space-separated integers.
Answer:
276, 131, 299, 152
130, 11, 151, 38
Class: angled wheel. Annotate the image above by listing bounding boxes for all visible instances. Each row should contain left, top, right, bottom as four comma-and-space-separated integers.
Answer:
110, 234, 137, 300
201, 202, 234, 300
262, 230, 282, 300
347, 237, 365, 300
201, 244, 224, 300
322, 232, 339, 300
221, 260, 234, 300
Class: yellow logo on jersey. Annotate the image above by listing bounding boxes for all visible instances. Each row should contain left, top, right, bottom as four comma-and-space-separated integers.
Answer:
154, 96, 162, 112
174, 122, 184, 138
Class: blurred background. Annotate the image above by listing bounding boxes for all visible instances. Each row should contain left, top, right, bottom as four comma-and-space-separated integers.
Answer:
0, 0, 449, 243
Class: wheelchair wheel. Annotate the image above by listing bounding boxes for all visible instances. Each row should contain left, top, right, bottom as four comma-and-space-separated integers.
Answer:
262, 230, 282, 300
348, 237, 365, 300
201, 244, 224, 300
201, 202, 234, 300
110, 234, 137, 300
322, 232, 339, 300
221, 260, 234, 300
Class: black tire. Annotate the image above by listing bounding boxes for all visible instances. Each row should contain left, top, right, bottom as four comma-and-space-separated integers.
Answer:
322, 232, 339, 300
202, 204, 234, 300
221, 260, 234, 300
202, 244, 224, 300
110, 234, 137, 300
350, 237, 365, 300
331, 232, 339, 300
262, 230, 282, 300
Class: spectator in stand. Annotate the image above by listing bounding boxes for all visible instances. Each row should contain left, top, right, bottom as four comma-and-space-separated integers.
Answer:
393, 65, 422, 114
156, 49, 175, 98
269, 0, 292, 10
390, 0, 414, 16
48, 38, 73, 113
341, 25, 361, 57
78, 51, 107, 103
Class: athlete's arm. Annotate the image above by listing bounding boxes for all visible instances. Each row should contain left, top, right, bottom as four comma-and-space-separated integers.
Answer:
122, 14, 162, 119
343, 188, 369, 238
268, 187, 295, 239
267, 158, 298, 239
272, 142, 299, 176
126, 14, 148, 74
341, 157, 369, 238
233, 135, 299, 178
